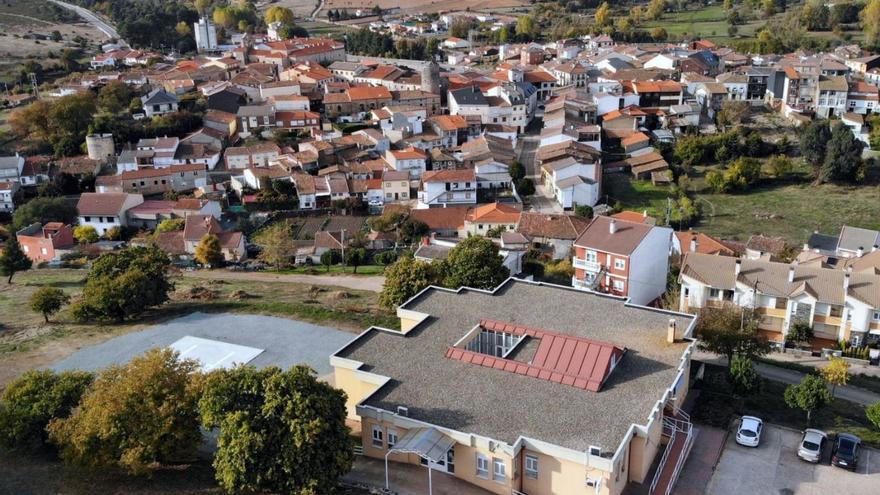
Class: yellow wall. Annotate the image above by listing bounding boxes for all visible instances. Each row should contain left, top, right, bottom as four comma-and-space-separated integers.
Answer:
519, 448, 620, 495
400, 316, 422, 332
333, 367, 382, 419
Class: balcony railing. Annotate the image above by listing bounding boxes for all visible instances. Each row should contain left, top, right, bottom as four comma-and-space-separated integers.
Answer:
572, 257, 601, 272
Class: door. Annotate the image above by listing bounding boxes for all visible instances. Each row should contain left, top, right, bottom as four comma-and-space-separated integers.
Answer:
420, 448, 454, 473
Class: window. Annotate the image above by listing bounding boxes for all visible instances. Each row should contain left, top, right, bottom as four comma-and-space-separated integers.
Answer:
873, 310, 880, 322
84, 216, 91, 222
387, 430, 398, 448
525, 454, 538, 479
40, 247, 48, 255
614, 259, 626, 270
584, 250, 598, 263
709, 288, 721, 299
22, 245, 29, 253
492, 458, 506, 482
476, 454, 489, 478
613, 279, 625, 292
371, 425, 383, 448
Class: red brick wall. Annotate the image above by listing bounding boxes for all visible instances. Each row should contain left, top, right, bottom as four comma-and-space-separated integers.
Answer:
574, 246, 630, 296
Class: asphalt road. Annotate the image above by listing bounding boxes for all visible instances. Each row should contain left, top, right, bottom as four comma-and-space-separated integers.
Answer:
48, 0, 122, 41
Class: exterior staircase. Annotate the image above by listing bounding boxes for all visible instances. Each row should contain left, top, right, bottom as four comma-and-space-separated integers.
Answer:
648, 409, 694, 495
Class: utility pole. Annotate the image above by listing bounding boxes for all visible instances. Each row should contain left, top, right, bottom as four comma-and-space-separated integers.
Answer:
28, 73, 39, 99
340, 228, 346, 272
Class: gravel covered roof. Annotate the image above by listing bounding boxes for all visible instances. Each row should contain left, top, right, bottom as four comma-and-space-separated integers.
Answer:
338, 279, 694, 453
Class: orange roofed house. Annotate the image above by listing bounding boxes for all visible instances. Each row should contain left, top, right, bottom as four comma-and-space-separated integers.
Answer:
572, 216, 673, 305
332, 279, 698, 495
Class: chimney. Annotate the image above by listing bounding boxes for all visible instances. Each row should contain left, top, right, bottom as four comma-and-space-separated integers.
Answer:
844, 269, 851, 292
803, 243, 809, 251
873, 245, 879, 253
667, 319, 676, 344
787, 265, 795, 283
857, 246, 864, 257
735, 258, 741, 277
690, 238, 698, 253
609, 219, 617, 234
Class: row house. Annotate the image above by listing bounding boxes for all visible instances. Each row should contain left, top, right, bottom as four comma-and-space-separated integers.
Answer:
540, 155, 600, 210
679, 252, 880, 348
417, 169, 477, 208
0, 182, 19, 212
76, 192, 144, 235
385, 148, 427, 179
236, 103, 276, 137
815, 75, 848, 119
382, 170, 411, 202
323, 86, 394, 121
97, 163, 207, 196
225, 143, 282, 170
628, 80, 684, 110
572, 216, 673, 306
846, 81, 880, 115
426, 114, 469, 148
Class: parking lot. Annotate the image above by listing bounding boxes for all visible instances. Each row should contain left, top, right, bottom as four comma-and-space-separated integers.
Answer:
708, 423, 880, 495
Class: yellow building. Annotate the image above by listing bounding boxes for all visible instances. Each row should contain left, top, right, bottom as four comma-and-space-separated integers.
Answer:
331, 279, 698, 495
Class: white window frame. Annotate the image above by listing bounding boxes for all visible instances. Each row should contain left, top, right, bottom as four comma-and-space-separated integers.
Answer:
371, 425, 384, 448
525, 454, 539, 479
476, 454, 489, 478
492, 457, 506, 482
873, 310, 880, 322
584, 250, 598, 263
614, 258, 626, 270
613, 279, 625, 292
387, 429, 398, 448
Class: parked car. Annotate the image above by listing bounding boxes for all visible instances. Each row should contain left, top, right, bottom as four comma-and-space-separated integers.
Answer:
797, 429, 828, 463
832, 433, 861, 470
736, 416, 763, 447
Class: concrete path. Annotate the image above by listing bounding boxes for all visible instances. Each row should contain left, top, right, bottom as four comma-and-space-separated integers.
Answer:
695, 353, 880, 407
183, 269, 385, 292
343, 456, 496, 495
673, 425, 727, 495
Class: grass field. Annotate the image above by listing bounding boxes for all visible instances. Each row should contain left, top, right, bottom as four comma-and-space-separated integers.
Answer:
276, 264, 387, 275
692, 363, 880, 448
0, 268, 396, 387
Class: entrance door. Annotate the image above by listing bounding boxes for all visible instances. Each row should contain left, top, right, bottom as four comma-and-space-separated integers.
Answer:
420, 448, 454, 473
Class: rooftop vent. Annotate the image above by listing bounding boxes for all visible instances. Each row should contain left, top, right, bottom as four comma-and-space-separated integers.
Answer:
396, 406, 409, 417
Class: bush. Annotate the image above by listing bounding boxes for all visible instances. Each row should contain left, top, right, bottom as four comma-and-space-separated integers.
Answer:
73, 225, 99, 244
516, 178, 535, 196
729, 355, 762, 396
373, 250, 398, 266
867, 401, 880, 430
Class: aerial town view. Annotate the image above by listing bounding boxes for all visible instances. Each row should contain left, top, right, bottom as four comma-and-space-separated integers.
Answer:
1, 0, 880, 493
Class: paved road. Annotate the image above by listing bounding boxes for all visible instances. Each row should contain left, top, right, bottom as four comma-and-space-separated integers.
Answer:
345, 54, 465, 73
183, 269, 385, 292
48, 0, 122, 42
309, 0, 325, 20
517, 135, 540, 178
695, 353, 880, 407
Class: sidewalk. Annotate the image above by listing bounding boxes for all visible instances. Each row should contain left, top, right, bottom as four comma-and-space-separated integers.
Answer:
343, 456, 495, 495
695, 351, 880, 407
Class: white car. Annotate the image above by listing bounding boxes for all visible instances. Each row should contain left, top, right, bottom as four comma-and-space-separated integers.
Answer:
736, 416, 763, 447
798, 429, 827, 463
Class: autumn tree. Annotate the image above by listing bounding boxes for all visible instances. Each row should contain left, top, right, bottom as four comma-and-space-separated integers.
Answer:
0, 237, 32, 284
199, 366, 354, 494
72, 246, 173, 322
595, 2, 612, 27
784, 374, 832, 423
98, 80, 133, 114
48, 348, 201, 474
379, 256, 440, 308
194, 234, 224, 267
863, 0, 880, 48
73, 225, 99, 244
647, 0, 666, 20
442, 236, 510, 290
820, 357, 850, 395
253, 221, 296, 269
265, 6, 295, 25
0, 370, 93, 450
29, 287, 70, 323
695, 303, 771, 373
156, 218, 185, 233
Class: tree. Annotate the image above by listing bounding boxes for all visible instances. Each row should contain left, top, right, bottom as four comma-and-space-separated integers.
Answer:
801, 0, 830, 31
717, 100, 749, 129
867, 401, 880, 430
48, 348, 201, 474
253, 222, 296, 269
379, 256, 440, 308
729, 355, 762, 396
156, 218, 185, 233
344, 247, 366, 273
98, 80, 134, 114
442, 236, 510, 290
373, 250, 398, 266
647, 0, 666, 20
194, 0, 212, 14
29, 287, 70, 323
13, 197, 78, 231
573, 204, 593, 218
767, 154, 794, 178
515, 14, 537, 40
651, 27, 668, 41
71, 246, 172, 322
508, 161, 525, 181
321, 249, 340, 272
786, 321, 813, 347
73, 225, 99, 244
0, 237, 32, 284
821, 121, 865, 183
820, 357, 850, 395
199, 366, 354, 494
695, 303, 771, 373
265, 6, 295, 25
0, 370, 93, 450
784, 374, 832, 423
721, 157, 762, 192
863, 0, 880, 48
516, 178, 535, 196
194, 234, 224, 267
595, 2, 612, 27
799, 120, 831, 179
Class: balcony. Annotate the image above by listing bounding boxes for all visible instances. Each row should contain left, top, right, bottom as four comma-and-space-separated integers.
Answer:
814, 315, 842, 327
572, 257, 601, 272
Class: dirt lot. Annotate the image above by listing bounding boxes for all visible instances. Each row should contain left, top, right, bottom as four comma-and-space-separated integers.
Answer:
290, 215, 368, 240
708, 422, 880, 495
0, 268, 394, 389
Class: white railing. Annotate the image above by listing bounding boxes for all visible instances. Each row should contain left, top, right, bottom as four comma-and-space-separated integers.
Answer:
666, 423, 695, 495
572, 257, 601, 272
648, 419, 677, 495
649, 409, 694, 495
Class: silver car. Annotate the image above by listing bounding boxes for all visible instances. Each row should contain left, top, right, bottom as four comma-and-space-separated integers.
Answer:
798, 429, 827, 463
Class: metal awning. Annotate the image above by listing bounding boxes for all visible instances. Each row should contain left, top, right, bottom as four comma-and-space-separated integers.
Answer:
390, 427, 455, 462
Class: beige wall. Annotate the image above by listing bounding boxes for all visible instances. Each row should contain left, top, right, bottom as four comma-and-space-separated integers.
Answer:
519, 448, 621, 495
334, 366, 383, 419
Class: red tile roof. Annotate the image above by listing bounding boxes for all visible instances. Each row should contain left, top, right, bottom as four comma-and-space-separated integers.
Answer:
446, 319, 626, 392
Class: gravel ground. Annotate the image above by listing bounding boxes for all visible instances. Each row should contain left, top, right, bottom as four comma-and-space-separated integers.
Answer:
51, 312, 354, 376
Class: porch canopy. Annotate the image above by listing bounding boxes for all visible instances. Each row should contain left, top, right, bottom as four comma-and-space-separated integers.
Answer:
384, 427, 456, 495
390, 427, 455, 462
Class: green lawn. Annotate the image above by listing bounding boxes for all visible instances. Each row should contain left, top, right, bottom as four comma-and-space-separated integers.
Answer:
692, 363, 880, 448
274, 264, 387, 276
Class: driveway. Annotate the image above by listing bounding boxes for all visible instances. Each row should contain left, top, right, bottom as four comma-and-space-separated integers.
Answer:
51, 312, 354, 376
183, 269, 385, 292
528, 183, 563, 214
708, 423, 880, 495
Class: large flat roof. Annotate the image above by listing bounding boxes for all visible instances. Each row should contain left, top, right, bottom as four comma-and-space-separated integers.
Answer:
336, 279, 695, 454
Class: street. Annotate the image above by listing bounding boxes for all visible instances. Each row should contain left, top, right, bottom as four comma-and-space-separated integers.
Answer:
48, 0, 122, 42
